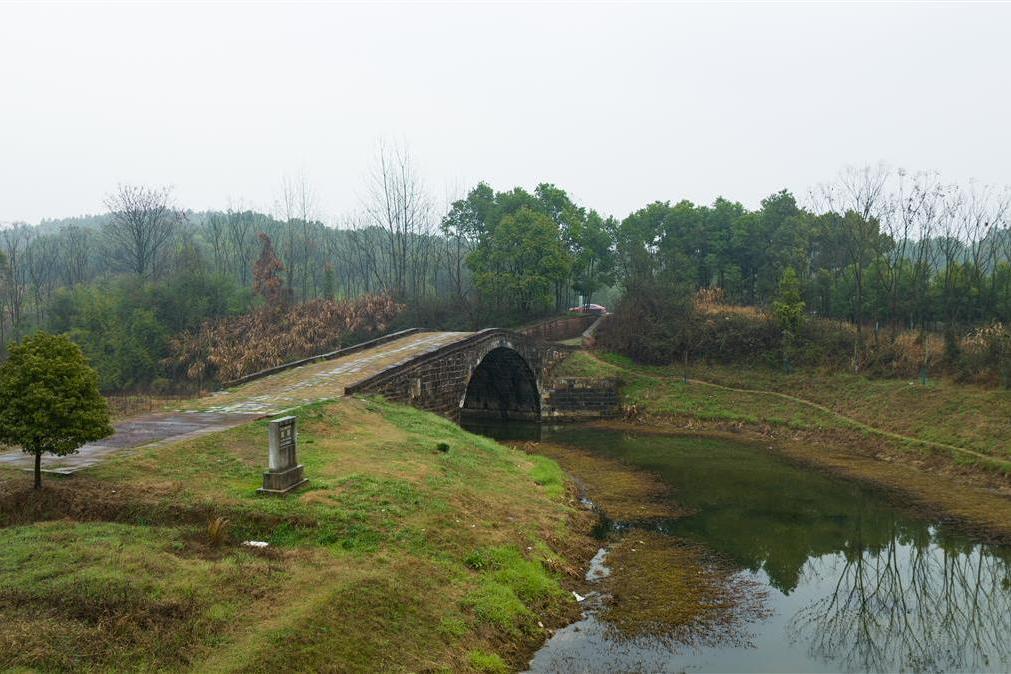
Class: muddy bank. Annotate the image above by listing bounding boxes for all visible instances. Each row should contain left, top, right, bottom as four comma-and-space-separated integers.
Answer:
514, 440, 771, 666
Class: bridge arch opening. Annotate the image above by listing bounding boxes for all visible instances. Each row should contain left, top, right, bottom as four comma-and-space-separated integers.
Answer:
461, 347, 541, 420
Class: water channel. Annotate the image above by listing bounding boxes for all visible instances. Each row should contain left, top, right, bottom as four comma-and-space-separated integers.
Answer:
462, 420, 1011, 674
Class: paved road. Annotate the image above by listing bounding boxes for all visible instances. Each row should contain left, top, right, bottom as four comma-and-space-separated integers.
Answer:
0, 411, 257, 474
0, 331, 472, 474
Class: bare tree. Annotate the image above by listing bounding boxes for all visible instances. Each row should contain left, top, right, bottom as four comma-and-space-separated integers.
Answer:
814, 164, 890, 338
873, 170, 945, 333
0, 222, 33, 338
277, 171, 318, 299
935, 187, 969, 330
362, 140, 434, 299
224, 202, 256, 285
959, 182, 1010, 323
202, 212, 227, 273
103, 184, 183, 277
26, 233, 59, 325
58, 224, 93, 286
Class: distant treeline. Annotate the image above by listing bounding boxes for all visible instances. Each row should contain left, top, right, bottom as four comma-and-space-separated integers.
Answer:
1, 158, 1009, 390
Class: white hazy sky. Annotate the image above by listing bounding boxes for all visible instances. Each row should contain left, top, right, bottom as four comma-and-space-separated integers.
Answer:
1, 1, 1009, 224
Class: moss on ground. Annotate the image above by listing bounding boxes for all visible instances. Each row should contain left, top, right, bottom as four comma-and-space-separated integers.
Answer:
0, 397, 595, 673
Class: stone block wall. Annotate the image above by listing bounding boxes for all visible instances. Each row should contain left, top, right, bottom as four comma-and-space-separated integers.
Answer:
519, 315, 597, 342
349, 347, 476, 418
346, 330, 552, 421
542, 377, 621, 420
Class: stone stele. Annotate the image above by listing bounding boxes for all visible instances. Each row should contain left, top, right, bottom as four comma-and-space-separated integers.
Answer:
257, 415, 308, 495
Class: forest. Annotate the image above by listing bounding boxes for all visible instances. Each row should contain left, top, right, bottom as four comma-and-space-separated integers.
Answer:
1, 151, 1010, 392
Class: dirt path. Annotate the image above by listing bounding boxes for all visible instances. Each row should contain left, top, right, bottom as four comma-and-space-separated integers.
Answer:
0, 331, 472, 474
683, 376, 1009, 467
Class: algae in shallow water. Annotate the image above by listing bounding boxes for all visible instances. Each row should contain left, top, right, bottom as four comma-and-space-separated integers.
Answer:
600, 531, 770, 648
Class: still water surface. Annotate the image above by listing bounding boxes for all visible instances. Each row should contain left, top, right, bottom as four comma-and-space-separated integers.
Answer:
463, 420, 1011, 674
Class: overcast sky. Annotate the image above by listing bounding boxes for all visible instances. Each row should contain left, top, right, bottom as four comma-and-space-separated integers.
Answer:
1, 2, 1009, 224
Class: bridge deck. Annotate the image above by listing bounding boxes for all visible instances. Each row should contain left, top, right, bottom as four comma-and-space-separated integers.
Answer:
189, 330, 473, 414
0, 330, 473, 474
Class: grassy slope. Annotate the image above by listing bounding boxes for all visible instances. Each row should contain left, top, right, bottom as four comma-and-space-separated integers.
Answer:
0, 398, 589, 674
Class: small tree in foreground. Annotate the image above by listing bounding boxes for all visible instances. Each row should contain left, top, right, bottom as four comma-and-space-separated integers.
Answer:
0, 332, 112, 489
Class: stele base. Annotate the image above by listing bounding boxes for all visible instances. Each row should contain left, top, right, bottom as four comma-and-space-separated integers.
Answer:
257, 464, 308, 495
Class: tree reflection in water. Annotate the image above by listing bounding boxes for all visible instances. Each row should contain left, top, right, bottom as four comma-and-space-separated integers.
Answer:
475, 425, 1011, 673
787, 528, 1011, 673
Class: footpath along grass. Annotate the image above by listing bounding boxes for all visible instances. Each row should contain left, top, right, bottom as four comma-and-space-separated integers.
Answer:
555, 351, 1011, 472
0, 398, 589, 673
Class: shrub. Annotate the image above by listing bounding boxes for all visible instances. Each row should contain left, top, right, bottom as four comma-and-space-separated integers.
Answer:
961, 323, 1011, 387
596, 274, 698, 364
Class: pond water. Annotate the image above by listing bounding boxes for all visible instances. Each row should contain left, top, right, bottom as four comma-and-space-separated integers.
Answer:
462, 420, 1011, 674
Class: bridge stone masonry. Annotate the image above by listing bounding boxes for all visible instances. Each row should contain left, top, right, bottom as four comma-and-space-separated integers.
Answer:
345, 327, 617, 421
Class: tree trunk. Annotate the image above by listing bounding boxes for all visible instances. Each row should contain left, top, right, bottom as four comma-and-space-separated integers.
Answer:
34, 449, 41, 490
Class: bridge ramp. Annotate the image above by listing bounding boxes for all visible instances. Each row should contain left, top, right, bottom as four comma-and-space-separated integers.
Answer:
0, 330, 472, 474
186, 330, 473, 414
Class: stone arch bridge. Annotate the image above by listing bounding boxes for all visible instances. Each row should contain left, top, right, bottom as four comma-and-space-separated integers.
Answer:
346, 328, 569, 420
0, 319, 617, 473
200, 320, 617, 422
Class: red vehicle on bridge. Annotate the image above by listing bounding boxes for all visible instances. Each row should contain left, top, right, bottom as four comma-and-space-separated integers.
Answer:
568, 303, 607, 315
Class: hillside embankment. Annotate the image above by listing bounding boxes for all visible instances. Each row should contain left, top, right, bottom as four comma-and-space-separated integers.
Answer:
0, 398, 600, 673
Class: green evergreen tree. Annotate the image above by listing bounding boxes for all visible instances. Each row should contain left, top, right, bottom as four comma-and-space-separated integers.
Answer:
0, 332, 112, 489
772, 267, 806, 371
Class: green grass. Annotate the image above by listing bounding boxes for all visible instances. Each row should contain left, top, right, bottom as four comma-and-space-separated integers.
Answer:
0, 520, 284, 671
557, 351, 844, 430
468, 649, 510, 673
529, 454, 566, 498
463, 545, 566, 635
0, 397, 580, 672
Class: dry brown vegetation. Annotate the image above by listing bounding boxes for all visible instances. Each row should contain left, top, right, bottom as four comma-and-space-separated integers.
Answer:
164, 293, 402, 384
601, 532, 770, 649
